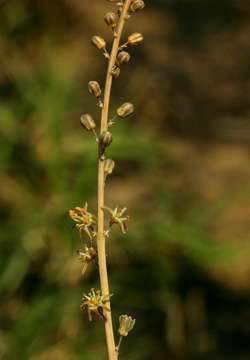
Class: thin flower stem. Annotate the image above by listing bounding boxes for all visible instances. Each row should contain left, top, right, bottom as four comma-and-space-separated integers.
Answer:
115, 336, 123, 354
97, 1, 132, 360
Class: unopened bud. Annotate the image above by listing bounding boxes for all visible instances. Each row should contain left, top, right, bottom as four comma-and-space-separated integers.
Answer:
118, 315, 136, 337
80, 114, 96, 131
104, 158, 115, 177
100, 131, 113, 147
127, 32, 143, 46
88, 81, 102, 98
91, 36, 106, 50
104, 12, 116, 27
117, 51, 130, 66
117, 102, 135, 118
111, 66, 121, 79
130, 0, 145, 12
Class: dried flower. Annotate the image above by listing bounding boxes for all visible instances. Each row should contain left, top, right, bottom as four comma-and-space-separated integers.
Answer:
116, 51, 130, 66
77, 246, 97, 275
80, 113, 96, 131
69, 203, 96, 240
88, 81, 102, 98
102, 206, 129, 234
127, 32, 144, 46
100, 131, 113, 147
81, 288, 111, 321
104, 12, 116, 28
99, 131, 113, 159
91, 35, 109, 59
118, 315, 136, 337
104, 158, 115, 179
111, 66, 121, 79
91, 35, 106, 50
116, 102, 135, 118
130, 0, 145, 13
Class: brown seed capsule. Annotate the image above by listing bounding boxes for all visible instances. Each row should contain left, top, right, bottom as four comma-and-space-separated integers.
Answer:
104, 158, 115, 177
104, 12, 116, 27
116, 51, 130, 66
130, 0, 145, 12
127, 32, 144, 46
88, 81, 101, 98
80, 114, 96, 131
117, 102, 135, 118
91, 36, 106, 50
100, 131, 113, 147
111, 66, 121, 79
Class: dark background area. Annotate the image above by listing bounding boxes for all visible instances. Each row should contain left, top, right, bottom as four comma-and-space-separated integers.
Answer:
0, 0, 250, 359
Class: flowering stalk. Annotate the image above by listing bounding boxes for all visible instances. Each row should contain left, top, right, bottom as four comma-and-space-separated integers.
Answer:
69, 1, 145, 359
97, 3, 134, 358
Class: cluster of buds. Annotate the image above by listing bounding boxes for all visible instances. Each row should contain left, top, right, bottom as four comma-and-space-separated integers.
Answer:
81, 288, 112, 321
112, 32, 144, 78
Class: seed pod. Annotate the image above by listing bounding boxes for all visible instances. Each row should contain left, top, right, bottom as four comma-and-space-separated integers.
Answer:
80, 114, 96, 131
117, 51, 130, 66
130, 0, 145, 12
104, 12, 116, 27
99, 131, 113, 147
117, 102, 135, 118
127, 32, 143, 46
104, 158, 115, 177
111, 66, 121, 79
88, 81, 102, 98
91, 36, 106, 50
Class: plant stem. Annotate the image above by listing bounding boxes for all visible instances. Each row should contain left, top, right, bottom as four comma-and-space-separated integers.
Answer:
97, 1, 132, 359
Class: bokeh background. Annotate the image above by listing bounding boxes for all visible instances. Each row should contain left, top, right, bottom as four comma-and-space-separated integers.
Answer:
1, 0, 250, 359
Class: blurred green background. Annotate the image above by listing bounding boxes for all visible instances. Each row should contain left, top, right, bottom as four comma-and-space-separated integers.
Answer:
1, 0, 250, 359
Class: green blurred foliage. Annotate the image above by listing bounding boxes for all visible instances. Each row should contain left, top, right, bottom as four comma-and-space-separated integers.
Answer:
1, 1, 250, 359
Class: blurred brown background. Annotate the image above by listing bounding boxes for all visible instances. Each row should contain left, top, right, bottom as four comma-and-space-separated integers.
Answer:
0, 0, 250, 359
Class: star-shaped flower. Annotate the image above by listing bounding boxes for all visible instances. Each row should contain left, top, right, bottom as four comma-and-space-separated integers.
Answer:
69, 203, 97, 240
102, 206, 129, 234
80, 288, 111, 321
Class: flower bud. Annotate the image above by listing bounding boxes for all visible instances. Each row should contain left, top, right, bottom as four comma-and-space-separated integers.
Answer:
111, 67, 121, 79
104, 12, 116, 27
130, 0, 145, 12
88, 81, 102, 98
99, 131, 113, 147
117, 102, 135, 118
127, 32, 143, 46
118, 315, 136, 337
116, 51, 130, 66
91, 36, 106, 50
104, 158, 115, 177
80, 114, 96, 131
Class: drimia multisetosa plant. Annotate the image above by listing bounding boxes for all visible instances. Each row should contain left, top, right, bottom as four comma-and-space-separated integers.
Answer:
69, 1, 145, 359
